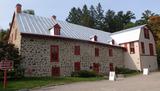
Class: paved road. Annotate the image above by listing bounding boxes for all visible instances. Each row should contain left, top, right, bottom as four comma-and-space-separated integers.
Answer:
32, 72, 160, 91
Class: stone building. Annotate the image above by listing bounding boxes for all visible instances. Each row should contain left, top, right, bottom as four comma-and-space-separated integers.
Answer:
8, 4, 157, 77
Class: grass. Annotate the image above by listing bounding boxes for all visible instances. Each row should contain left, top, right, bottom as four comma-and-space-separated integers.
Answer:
0, 77, 104, 91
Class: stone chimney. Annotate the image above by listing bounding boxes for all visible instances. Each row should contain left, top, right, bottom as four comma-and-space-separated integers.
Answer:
52, 15, 56, 20
16, 3, 22, 13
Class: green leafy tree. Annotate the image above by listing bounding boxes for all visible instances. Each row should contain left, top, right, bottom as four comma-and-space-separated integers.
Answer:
95, 3, 105, 30
66, 7, 82, 25
81, 5, 94, 27
135, 10, 158, 25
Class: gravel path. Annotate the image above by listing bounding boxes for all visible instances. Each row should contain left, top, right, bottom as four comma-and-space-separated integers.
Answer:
32, 72, 160, 91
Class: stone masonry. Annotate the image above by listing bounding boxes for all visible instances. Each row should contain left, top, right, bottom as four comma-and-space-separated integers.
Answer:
20, 35, 124, 77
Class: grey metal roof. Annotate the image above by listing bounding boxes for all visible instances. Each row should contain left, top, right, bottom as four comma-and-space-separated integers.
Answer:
15, 13, 144, 45
16, 13, 112, 44
111, 25, 145, 44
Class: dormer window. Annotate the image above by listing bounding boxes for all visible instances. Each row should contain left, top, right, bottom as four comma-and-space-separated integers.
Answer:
50, 23, 61, 36
90, 35, 97, 42
112, 39, 115, 45
54, 24, 61, 35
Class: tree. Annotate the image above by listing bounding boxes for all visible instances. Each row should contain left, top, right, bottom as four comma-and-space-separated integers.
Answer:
66, 7, 82, 25
81, 5, 94, 27
95, 3, 105, 30
147, 16, 160, 68
0, 29, 7, 41
23, 9, 35, 15
135, 10, 158, 25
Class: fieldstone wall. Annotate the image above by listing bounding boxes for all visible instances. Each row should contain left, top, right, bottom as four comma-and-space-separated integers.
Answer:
20, 36, 124, 77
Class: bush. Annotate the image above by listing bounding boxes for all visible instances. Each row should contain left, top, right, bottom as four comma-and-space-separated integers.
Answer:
71, 70, 99, 78
115, 67, 139, 74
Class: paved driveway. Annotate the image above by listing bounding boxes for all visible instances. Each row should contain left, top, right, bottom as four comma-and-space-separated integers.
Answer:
32, 72, 160, 91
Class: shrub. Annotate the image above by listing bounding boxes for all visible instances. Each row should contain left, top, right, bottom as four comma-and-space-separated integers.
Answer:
71, 70, 99, 77
115, 67, 139, 74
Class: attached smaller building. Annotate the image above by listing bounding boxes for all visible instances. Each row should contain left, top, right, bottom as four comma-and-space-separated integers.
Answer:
111, 26, 158, 71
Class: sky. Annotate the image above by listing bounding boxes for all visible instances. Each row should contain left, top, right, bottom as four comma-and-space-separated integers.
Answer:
0, 0, 160, 29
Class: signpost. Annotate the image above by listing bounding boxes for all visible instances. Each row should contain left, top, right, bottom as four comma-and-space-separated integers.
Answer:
143, 68, 149, 75
109, 71, 116, 81
0, 59, 13, 88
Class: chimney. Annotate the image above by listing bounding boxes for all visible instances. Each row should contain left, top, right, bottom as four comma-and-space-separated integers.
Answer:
16, 4, 22, 13
52, 15, 56, 20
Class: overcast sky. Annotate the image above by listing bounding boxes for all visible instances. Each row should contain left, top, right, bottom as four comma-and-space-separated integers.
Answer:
0, 0, 160, 29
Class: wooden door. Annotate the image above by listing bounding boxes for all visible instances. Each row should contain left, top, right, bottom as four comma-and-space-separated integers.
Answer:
109, 63, 114, 71
93, 63, 99, 73
51, 67, 60, 76
74, 62, 80, 72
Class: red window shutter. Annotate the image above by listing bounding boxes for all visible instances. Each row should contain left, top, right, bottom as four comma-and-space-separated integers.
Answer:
74, 62, 80, 71
74, 46, 80, 55
109, 48, 113, 57
149, 43, 154, 56
50, 45, 59, 62
130, 42, 135, 54
51, 67, 60, 76
141, 42, 145, 54
95, 48, 99, 57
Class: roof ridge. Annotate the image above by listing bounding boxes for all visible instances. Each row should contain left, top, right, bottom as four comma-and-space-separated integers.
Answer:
111, 24, 146, 35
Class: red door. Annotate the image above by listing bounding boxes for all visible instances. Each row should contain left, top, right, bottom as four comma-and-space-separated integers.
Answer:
52, 67, 60, 76
93, 63, 99, 73
74, 62, 80, 72
109, 63, 114, 71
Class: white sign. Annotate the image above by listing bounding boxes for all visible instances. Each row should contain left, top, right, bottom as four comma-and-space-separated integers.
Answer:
109, 71, 116, 81
143, 68, 149, 75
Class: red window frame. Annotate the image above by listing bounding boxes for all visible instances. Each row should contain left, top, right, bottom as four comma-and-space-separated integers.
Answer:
74, 46, 80, 55
74, 62, 80, 72
50, 45, 59, 62
95, 48, 99, 57
144, 28, 150, 39
141, 42, 145, 54
149, 43, 154, 56
109, 48, 113, 57
130, 42, 135, 54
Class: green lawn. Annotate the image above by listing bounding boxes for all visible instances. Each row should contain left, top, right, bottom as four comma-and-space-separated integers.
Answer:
0, 77, 104, 91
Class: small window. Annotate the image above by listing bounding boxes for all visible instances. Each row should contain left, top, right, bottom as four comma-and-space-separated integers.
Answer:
74, 46, 80, 55
144, 28, 150, 39
141, 42, 145, 54
109, 48, 113, 57
95, 48, 99, 57
149, 43, 154, 56
130, 42, 135, 54
112, 39, 115, 45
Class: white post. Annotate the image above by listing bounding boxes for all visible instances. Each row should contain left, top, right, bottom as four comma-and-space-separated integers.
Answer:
109, 71, 116, 81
